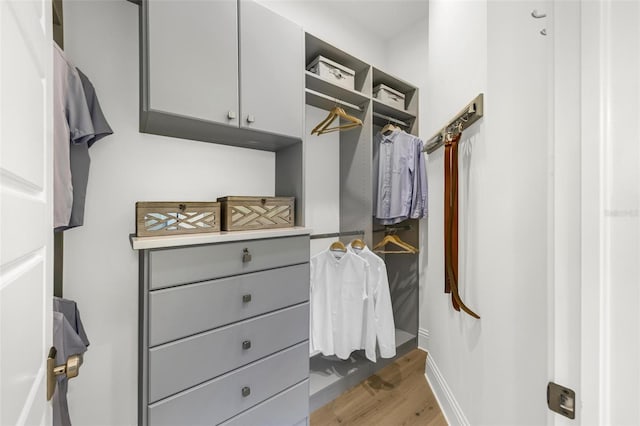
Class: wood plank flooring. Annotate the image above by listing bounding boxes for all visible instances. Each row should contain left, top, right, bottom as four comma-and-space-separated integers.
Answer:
311, 349, 447, 426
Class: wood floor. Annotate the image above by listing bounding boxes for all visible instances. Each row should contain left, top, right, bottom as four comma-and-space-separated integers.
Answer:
310, 349, 447, 426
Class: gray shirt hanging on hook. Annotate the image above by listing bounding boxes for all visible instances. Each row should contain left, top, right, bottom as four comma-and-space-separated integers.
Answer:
53, 297, 90, 426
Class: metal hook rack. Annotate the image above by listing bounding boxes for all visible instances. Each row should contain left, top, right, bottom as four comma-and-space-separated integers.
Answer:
423, 93, 484, 154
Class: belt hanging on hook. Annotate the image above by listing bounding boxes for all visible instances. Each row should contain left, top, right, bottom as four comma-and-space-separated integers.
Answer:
443, 127, 480, 319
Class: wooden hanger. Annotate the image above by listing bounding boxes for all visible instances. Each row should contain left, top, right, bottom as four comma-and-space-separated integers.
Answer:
350, 238, 366, 250
381, 123, 399, 135
329, 240, 347, 253
372, 234, 418, 254
312, 106, 363, 135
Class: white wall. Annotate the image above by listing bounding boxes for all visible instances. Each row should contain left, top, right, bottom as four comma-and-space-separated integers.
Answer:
62, 2, 275, 424
423, 1, 548, 425
384, 17, 428, 142
257, 0, 388, 68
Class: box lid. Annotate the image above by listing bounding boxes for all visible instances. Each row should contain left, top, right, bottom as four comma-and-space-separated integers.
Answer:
306, 55, 355, 76
217, 196, 294, 203
136, 201, 219, 208
373, 83, 405, 98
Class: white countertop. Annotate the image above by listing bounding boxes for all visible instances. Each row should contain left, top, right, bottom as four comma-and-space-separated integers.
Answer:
130, 227, 313, 250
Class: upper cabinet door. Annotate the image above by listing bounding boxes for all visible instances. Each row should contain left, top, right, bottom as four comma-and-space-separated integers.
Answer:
239, 0, 303, 138
147, 0, 239, 126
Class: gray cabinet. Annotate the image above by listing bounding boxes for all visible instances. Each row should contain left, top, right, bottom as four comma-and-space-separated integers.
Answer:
138, 0, 303, 150
239, 0, 303, 137
136, 231, 311, 425
147, 0, 239, 126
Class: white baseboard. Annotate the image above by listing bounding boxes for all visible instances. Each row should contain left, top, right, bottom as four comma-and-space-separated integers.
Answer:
418, 328, 429, 350
425, 353, 470, 426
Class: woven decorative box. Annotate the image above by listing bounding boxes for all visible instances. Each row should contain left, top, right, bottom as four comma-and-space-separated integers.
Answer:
217, 196, 295, 231
135, 202, 220, 237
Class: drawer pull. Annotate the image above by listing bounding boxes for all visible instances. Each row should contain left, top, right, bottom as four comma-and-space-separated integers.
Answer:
242, 294, 252, 303
242, 386, 251, 397
242, 340, 252, 350
242, 248, 252, 263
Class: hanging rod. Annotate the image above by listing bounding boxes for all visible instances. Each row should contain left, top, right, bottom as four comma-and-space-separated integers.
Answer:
305, 88, 364, 112
423, 93, 484, 154
310, 230, 365, 240
372, 224, 412, 233
372, 112, 410, 128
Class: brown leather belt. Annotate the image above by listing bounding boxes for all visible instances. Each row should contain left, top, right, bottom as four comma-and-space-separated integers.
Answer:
444, 133, 480, 319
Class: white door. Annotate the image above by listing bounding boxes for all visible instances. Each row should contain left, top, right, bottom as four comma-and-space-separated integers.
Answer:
0, 0, 53, 425
579, 1, 640, 424
550, 1, 640, 424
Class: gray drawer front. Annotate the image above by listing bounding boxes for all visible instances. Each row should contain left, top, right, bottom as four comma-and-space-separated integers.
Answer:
149, 235, 309, 289
148, 342, 308, 426
149, 303, 309, 403
220, 380, 309, 426
149, 263, 309, 346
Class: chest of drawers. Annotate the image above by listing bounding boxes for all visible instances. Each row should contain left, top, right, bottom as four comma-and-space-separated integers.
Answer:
133, 228, 311, 425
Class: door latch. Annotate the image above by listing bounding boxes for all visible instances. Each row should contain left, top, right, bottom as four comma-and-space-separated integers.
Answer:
547, 382, 575, 419
47, 347, 83, 401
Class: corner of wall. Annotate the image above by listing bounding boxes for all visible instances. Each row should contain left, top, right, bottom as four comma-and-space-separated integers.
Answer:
424, 353, 470, 426
418, 327, 430, 350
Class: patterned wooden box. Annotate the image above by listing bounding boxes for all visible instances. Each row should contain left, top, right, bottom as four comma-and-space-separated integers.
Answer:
136, 202, 220, 237
217, 196, 295, 231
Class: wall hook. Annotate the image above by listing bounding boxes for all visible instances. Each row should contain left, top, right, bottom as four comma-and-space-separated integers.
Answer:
540, 28, 547, 36
531, 9, 547, 19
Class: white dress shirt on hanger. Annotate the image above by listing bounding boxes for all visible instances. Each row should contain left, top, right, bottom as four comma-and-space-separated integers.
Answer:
348, 244, 397, 358
310, 248, 376, 362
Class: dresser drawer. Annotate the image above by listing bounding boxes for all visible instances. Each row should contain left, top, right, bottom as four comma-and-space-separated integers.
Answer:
149, 235, 309, 290
148, 303, 309, 403
149, 263, 309, 346
148, 342, 308, 425
220, 380, 309, 426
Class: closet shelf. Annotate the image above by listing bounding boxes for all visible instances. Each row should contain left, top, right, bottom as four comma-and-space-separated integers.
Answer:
309, 328, 417, 411
372, 98, 416, 122
372, 112, 409, 129
305, 33, 370, 87
305, 89, 364, 113
305, 71, 370, 109
372, 67, 417, 97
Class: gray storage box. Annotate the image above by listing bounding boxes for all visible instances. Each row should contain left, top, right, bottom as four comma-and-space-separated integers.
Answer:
373, 84, 406, 110
306, 55, 355, 90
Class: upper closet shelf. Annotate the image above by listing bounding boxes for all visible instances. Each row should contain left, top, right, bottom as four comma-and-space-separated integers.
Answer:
372, 68, 417, 97
305, 71, 369, 109
372, 98, 416, 122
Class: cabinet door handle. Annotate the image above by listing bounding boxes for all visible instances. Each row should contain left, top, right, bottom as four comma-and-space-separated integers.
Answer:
242, 340, 252, 350
242, 294, 252, 303
246, 115, 255, 123
227, 110, 237, 120
242, 386, 251, 397
242, 248, 252, 263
